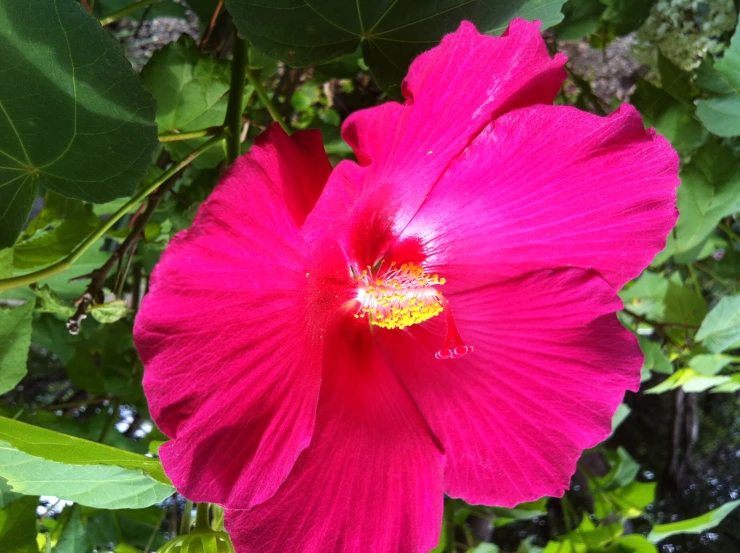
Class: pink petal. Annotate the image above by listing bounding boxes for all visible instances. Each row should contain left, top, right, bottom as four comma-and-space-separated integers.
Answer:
376, 269, 642, 507
397, 104, 679, 291
225, 320, 444, 553
305, 19, 566, 265
134, 125, 334, 509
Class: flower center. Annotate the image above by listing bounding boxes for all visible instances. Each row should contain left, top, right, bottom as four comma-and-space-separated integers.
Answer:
354, 261, 473, 360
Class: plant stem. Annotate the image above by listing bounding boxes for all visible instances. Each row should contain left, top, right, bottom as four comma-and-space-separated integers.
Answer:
158, 127, 223, 142
0, 132, 225, 292
180, 500, 193, 535
245, 62, 290, 134
720, 222, 740, 244
99, 0, 160, 26
194, 503, 211, 531
225, 37, 248, 164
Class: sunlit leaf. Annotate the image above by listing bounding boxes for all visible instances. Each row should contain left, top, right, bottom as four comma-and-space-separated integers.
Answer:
696, 295, 740, 353
696, 25, 740, 137
647, 500, 740, 543
0, 417, 171, 485
0, 301, 34, 395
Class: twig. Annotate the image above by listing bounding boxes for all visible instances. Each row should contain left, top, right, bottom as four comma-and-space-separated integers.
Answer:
66, 171, 181, 334
622, 308, 699, 331
199, 0, 224, 49
158, 126, 223, 142
245, 61, 291, 134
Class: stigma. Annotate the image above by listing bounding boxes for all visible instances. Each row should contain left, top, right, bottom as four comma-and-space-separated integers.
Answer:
354, 261, 473, 360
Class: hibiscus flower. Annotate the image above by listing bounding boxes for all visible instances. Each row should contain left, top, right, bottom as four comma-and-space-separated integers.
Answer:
134, 19, 679, 553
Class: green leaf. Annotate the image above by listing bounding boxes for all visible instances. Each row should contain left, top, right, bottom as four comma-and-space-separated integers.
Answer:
597, 448, 640, 491
695, 25, 740, 137
562, 516, 623, 548
596, 481, 656, 520
0, 0, 157, 248
601, 0, 656, 35
140, 35, 236, 168
0, 301, 34, 395
620, 272, 669, 320
0, 417, 171, 485
672, 142, 740, 255
0, 496, 39, 553
638, 337, 673, 381
1, 240, 110, 302
86, 506, 167, 550
13, 196, 99, 270
611, 403, 631, 433
711, 374, 740, 393
66, 322, 143, 401
490, 498, 548, 527
621, 272, 705, 326
141, 35, 231, 134
607, 534, 657, 553
226, 0, 566, 96
631, 79, 707, 157
645, 368, 730, 394
467, 544, 500, 553
0, 439, 173, 509
553, 0, 604, 40
0, 478, 21, 509
647, 500, 740, 543
687, 354, 733, 375
89, 300, 129, 324
54, 507, 92, 553
696, 295, 740, 353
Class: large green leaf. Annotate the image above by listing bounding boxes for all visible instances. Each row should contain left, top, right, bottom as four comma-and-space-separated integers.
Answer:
140, 34, 233, 168
0, 417, 171, 485
0, 301, 34, 395
54, 507, 92, 553
696, 295, 740, 353
0, 496, 38, 553
0, 440, 173, 509
671, 141, 740, 255
647, 500, 740, 543
0, 417, 171, 484
0, 478, 21, 509
13, 193, 99, 270
141, 35, 231, 134
0, 0, 157, 247
695, 25, 740, 137
226, 0, 567, 96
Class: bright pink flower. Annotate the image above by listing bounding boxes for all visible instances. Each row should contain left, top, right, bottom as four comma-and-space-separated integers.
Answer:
135, 19, 679, 553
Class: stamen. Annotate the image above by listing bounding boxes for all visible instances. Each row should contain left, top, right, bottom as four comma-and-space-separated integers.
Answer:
355, 261, 473, 359
358, 262, 444, 330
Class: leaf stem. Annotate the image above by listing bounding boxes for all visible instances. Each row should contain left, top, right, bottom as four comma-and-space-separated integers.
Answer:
0, 132, 225, 292
158, 126, 223, 142
245, 59, 290, 134
720, 222, 740, 244
225, 37, 248, 164
99, 0, 160, 26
